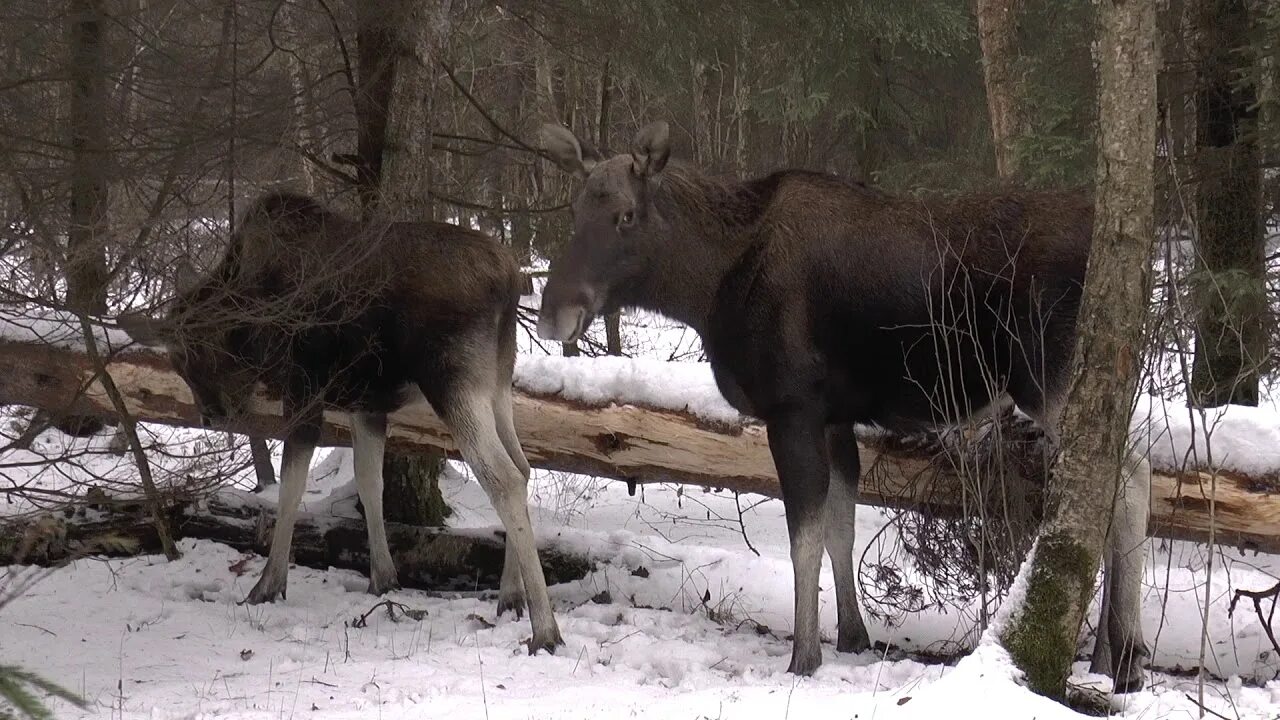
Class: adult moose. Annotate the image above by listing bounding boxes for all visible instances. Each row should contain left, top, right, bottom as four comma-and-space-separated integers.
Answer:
537, 121, 1150, 690
120, 192, 563, 653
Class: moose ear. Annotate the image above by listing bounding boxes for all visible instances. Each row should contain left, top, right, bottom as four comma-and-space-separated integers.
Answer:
631, 121, 670, 177
116, 312, 173, 349
540, 123, 599, 178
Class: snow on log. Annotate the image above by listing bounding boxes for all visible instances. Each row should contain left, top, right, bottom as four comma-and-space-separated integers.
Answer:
1, 319, 1279, 553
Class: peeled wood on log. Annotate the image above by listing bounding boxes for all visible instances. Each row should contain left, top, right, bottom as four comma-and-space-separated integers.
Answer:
0, 338, 1278, 553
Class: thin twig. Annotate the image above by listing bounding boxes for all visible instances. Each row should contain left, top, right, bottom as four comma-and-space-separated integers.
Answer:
733, 492, 760, 557
438, 60, 550, 159
76, 315, 180, 561
349, 599, 427, 628
1182, 692, 1233, 720
311, 0, 356, 103
1228, 581, 1280, 661
14, 622, 57, 637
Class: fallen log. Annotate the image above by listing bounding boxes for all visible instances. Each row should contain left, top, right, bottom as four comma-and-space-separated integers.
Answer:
0, 490, 592, 592
1, 333, 1278, 553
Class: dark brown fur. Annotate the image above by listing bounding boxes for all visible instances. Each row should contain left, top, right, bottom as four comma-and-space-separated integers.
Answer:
123, 192, 564, 651
166, 191, 523, 425
538, 121, 1147, 688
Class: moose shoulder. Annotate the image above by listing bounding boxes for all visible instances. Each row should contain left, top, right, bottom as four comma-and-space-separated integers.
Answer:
537, 121, 1151, 691
119, 192, 564, 654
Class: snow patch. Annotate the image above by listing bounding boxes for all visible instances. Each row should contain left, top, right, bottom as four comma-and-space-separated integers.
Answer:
515, 354, 743, 426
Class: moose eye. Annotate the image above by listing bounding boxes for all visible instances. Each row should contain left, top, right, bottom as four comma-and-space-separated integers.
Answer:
618, 210, 635, 227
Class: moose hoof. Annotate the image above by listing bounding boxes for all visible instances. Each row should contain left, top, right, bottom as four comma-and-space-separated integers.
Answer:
525, 627, 565, 656
496, 590, 527, 620
786, 647, 822, 676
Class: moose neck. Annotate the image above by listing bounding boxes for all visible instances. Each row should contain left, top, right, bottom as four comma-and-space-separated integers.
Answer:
622, 164, 765, 335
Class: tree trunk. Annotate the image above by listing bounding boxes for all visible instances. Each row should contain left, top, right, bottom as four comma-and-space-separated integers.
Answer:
380, 452, 451, 526
1155, 0, 1194, 227
279, 0, 317, 193
66, 0, 111, 315
976, 0, 1027, 180
353, 3, 396, 216
249, 436, 276, 490
690, 59, 708, 166
1189, 0, 1265, 407
1001, 0, 1157, 699
605, 314, 623, 355
353, 0, 450, 526
59, 0, 113, 440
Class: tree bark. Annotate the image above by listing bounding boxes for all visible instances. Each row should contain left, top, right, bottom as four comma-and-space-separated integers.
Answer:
605, 315, 623, 355
376, 0, 440, 222
353, 3, 397, 215
353, 0, 451, 526
66, 0, 111, 315
279, 0, 317, 194
58, 0, 113, 444
1189, 0, 1265, 407
380, 452, 450, 526
248, 436, 276, 490
1001, 0, 1158, 699
976, 0, 1027, 180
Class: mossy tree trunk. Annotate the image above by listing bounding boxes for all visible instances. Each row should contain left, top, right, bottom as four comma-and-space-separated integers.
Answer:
1001, 0, 1157, 699
381, 452, 451, 526
351, 0, 451, 527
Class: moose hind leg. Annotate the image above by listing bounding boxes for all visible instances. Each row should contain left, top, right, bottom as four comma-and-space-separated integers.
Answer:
1092, 450, 1151, 693
352, 412, 400, 595
497, 540, 527, 619
442, 387, 562, 653
825, 425, 870, 653
494, 382, 532, 479
492, 384, 530, 618
767, 407, 831, 676
245, 439, 316, 604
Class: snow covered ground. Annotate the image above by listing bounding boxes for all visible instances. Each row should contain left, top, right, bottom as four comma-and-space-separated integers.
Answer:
6, 439, 1280, 719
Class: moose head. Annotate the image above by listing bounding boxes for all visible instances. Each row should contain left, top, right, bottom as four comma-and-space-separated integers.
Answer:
536, 121, 673, 343
116, 292, 256, 427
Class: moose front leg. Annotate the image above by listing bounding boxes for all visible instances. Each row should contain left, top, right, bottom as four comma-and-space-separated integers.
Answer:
766, 407, 832, 676
352, 412, 400, 596
245, 437, 315, 604
245, 401, 321, 605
